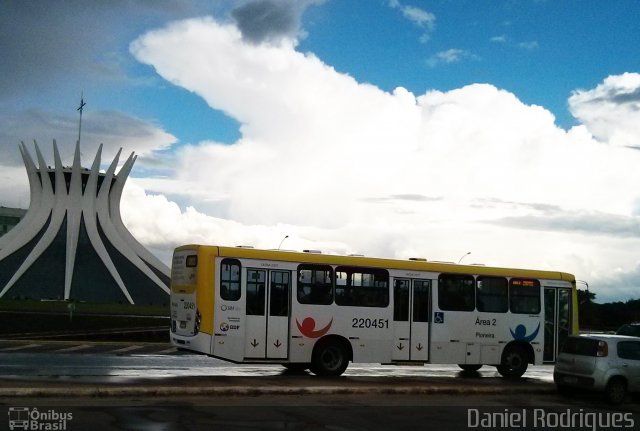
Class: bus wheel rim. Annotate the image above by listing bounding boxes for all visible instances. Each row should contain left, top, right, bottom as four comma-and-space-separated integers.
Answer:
322, 347, 341, 370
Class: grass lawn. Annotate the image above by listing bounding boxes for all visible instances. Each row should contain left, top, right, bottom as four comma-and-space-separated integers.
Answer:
0, 299, 168, 316
0, 299, 170, 341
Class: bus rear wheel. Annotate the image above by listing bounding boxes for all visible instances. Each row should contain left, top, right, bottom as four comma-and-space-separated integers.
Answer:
311, 340, 349, 377
458, 364, 482, 372
497, 345, 528, 379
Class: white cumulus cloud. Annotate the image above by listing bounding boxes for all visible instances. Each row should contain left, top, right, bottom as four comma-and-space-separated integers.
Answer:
124, 17, 640, 302
569, 72, 640, 148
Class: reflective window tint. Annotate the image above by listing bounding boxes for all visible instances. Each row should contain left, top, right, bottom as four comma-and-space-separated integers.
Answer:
438, 274, 475, 311
246, 270, 266, 316
220, 258, 241, 301
412, 280, 431, 322
297, 265, 333, 305
561, 337, 598, 356
557, 289, 571, 353
510, 278, 541, 314
618, 341, 640, 360
335, 267, 389, 307
543, 289, 556, 362
270, 271, 290, 317
393, 279, 410, 321
476, 277, 508, 313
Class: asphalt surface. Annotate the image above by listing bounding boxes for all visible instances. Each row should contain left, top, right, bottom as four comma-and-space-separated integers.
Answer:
0, 339, 560, 399
0, 339, 177, 356
2, 393, 639, 431
2, 340, 639, 430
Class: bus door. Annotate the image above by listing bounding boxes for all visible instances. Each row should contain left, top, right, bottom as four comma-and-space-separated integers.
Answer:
392, 278, 431, 361
543, 287, 572, 363
244, 269, 291, 359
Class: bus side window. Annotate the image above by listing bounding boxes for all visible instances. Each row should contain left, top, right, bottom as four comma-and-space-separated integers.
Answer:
335, 267, 389, 307
510, 278, 540, 314
297, 264, 333, 305
393, 279, 410, 321
477, 276, 508, 313
246, 269, 266, 316
438, 274, 475, 311
412, 280, 431, 322
220, 258, 241, 301
270, 271, 290, 317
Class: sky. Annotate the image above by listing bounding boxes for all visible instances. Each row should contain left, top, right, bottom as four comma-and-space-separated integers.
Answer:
1, 0, 640, 303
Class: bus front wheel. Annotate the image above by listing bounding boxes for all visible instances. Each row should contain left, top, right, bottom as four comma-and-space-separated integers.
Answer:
496, 345, 528, 379
311, 340, 349, 377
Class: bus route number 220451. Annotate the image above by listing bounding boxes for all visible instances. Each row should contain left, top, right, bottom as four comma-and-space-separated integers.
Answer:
352, 318, 389, 329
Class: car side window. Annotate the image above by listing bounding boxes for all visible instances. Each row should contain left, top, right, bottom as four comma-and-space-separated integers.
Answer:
617, 341, 640, 360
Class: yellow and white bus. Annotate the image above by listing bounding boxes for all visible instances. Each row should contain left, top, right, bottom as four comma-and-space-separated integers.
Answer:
170, 245, 577, 377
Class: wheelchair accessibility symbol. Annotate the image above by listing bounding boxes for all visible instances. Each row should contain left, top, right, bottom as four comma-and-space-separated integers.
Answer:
434, 312, 444, 324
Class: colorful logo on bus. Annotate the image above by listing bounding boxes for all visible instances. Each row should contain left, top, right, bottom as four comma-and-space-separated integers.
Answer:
510, 322, 540, 342
296, 317, 333, 338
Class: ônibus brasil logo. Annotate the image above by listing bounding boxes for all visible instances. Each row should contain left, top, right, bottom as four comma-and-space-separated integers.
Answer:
296, 317, 333, 338
8, 407, 73, 430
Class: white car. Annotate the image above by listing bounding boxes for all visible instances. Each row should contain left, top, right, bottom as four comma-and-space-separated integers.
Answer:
553, 334, 640, 404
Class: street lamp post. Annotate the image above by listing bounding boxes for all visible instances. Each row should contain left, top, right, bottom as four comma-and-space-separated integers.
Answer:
277, 235, 289, 250
458, 252, 471, 264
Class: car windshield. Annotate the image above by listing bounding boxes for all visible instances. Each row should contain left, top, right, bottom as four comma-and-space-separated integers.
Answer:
616, 324, 640, 337
561, 337, 599, 356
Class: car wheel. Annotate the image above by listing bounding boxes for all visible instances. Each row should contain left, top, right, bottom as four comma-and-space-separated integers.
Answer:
458, 364, 482, 372
497, 345, 528, 379
605, 377, 627, 405
311, 340, 349, 377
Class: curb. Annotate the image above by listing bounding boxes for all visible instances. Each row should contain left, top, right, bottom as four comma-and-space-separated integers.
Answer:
0, 383, 555, 398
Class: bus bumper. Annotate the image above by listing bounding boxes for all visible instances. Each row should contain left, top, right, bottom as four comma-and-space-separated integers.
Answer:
170, 331, 212, 355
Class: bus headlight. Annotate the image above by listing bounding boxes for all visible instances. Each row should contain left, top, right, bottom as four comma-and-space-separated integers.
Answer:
171, 319, 177, 333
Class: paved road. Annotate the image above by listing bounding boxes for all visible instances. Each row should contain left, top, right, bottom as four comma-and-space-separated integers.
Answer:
2, 393, 639, 431
1, 340, 639, 429
0, 339, 554, 380
0, 340, 176, 356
